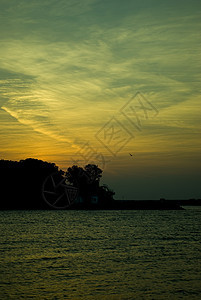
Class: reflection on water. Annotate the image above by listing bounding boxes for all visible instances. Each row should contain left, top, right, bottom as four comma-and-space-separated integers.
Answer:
0, 209, 201, 299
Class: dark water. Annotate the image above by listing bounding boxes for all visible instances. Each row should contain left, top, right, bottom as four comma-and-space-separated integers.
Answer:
0, 208, 201, 299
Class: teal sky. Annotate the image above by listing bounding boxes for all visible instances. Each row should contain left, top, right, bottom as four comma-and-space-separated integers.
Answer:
0, 0, 201, 199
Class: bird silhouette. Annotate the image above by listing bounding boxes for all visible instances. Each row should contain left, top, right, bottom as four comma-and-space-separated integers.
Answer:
129, 153, 133, 156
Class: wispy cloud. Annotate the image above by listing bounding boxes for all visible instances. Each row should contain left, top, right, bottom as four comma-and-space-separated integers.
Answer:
0, 0, 201, 171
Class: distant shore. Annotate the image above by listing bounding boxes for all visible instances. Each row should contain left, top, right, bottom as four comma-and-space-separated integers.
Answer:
66, 199, 201, 210
2, 199, 201, 211
67, 199, 184, 210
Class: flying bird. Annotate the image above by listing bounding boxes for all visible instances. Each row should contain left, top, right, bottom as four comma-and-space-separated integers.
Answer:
129, 153, 133, 157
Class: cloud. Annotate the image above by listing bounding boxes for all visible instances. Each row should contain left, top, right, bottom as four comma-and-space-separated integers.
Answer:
0, 0, 201, 171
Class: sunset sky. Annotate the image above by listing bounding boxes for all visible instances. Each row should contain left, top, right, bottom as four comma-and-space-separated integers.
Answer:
0, 0, 201, 199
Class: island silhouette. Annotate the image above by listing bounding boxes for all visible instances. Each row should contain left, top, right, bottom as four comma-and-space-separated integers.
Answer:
0, 158, 198, 210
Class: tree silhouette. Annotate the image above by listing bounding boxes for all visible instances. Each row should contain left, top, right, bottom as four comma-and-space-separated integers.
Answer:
0, 159, 115, 209
0, 158, 185, 210
65, 164, 114, 206
0, 158, 63, 209
84, 164, 102, 184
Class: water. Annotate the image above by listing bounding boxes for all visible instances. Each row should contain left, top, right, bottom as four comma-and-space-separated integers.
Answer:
0, 208, 201, 299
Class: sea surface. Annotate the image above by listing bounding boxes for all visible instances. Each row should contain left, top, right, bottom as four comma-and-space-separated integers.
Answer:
0, 207, 201, 299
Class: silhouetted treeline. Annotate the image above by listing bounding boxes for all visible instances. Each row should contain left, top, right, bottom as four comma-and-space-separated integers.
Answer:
0, 158, 63, 209
65, 164, 115, 208
0, 158, 189, 210
0, 159, 115, 210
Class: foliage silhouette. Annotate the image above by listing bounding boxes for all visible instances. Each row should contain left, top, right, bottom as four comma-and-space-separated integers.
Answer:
0, 159, 114, 209
0, 159, 186, 210
0, 158, 63, 209
65, 164, 114, 207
